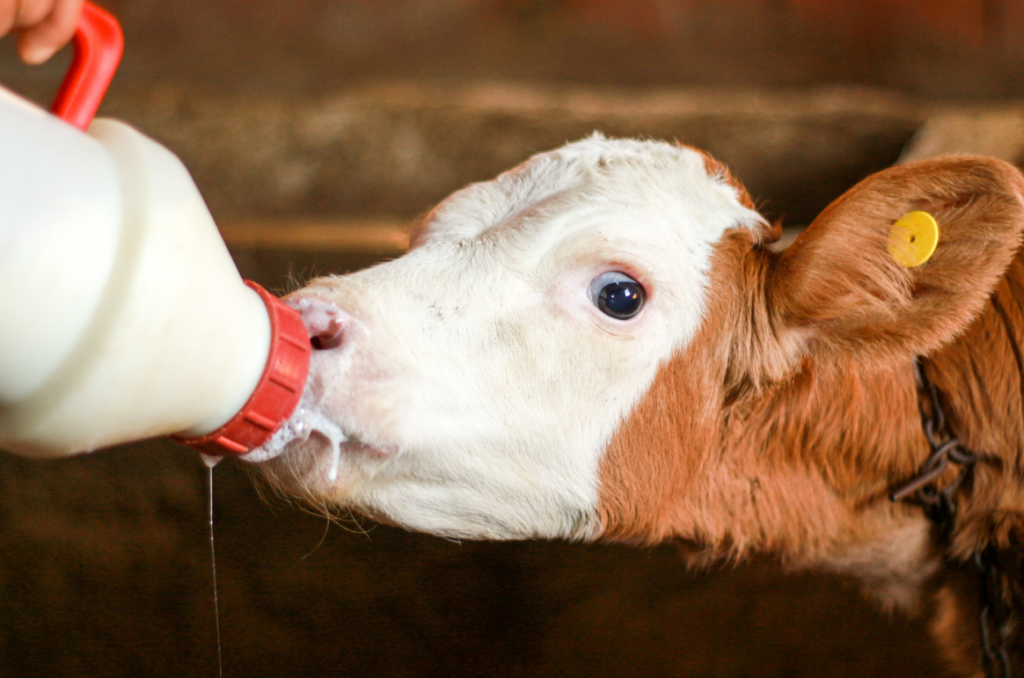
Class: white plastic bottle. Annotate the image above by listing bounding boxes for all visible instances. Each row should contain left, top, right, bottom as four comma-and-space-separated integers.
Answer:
0, 3, 310, 459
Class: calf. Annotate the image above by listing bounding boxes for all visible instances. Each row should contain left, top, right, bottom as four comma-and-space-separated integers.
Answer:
256, 135, 1024, 675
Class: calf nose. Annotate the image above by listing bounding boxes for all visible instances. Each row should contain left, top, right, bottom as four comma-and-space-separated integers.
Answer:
288, 297, 349, 350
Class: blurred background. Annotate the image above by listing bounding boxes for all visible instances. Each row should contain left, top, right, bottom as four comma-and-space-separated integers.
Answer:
2, 1, 1021, 676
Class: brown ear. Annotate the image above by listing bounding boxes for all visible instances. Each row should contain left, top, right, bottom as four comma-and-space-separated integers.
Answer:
770, 155, 1024, 359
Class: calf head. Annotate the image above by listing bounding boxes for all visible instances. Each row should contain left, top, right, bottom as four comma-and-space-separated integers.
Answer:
257, 136, 1024, 569
259, 136, 765, 540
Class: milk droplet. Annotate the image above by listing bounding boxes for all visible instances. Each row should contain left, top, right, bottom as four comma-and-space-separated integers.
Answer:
241, 382, 346, 482
200, 453, 223, 469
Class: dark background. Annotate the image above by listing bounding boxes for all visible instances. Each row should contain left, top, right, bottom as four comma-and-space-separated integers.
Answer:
3, 1, 1021, 676
6, 0, 1024, 98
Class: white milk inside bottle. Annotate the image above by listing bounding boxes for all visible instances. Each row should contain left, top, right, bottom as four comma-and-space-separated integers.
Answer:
0, 83, 295, 458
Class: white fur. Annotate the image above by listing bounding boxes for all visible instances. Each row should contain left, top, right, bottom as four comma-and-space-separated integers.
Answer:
262, 135, 765, 540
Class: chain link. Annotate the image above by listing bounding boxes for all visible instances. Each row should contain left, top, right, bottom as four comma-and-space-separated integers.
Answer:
976, 547, 1014, 678
889, 359, 1013, 678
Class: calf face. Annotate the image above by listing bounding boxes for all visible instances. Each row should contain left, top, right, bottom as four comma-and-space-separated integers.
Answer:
256, 135, 765, 540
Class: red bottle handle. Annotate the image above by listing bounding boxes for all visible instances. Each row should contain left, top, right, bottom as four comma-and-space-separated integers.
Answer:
50, 1, 123, 131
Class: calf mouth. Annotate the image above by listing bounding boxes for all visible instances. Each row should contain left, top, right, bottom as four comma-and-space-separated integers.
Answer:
243, 383, 380, 500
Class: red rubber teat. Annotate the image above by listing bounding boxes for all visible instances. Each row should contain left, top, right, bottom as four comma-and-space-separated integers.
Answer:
177, 283, 312, 457
50, 1, 123, 130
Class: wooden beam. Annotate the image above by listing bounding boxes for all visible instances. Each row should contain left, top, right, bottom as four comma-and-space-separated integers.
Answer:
219, 218, 411, 254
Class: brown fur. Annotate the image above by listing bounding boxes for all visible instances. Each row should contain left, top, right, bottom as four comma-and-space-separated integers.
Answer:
598, 155, 1024, 674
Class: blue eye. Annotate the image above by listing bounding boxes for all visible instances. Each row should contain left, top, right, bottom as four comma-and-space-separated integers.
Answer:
588, 272, 646, 320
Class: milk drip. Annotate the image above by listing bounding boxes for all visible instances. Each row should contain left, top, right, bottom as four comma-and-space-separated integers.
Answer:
0, 3, 311, 459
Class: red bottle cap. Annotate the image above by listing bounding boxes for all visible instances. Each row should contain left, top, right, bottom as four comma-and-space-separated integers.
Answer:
177, 282, 311, 456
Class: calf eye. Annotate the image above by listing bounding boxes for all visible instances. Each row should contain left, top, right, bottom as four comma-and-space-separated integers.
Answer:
588, 272, 645, 320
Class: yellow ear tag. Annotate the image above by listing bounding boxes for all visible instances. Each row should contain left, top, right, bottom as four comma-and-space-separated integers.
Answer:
888, 211, 939, 268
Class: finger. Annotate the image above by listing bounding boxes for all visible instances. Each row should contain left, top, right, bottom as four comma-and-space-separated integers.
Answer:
0, 0, 23, 36
14, 0, 57, 28
16, 0, 82, 64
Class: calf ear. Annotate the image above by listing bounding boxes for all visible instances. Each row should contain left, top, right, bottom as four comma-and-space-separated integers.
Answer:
770, 156, 1024, 360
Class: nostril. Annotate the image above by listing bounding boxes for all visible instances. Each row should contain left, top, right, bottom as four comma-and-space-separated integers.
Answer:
289, 298, 349, 351
309, 318, 344, 350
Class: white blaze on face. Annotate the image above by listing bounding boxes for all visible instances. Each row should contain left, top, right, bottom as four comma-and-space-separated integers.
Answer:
259, 135, 765, 541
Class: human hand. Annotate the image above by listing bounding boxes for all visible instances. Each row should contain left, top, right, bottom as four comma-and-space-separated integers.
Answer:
0, 0, 83, 64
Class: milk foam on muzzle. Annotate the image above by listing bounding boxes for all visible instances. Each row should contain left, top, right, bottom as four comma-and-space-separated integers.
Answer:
243, 382, 346, 481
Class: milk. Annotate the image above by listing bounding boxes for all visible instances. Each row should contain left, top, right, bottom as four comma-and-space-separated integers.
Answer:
246, 381, 346, 475
0, 85, 273, 458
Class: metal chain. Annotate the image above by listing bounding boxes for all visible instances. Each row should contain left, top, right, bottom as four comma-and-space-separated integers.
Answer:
976, 547, 1014, 678
889, 359, 1014, 678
